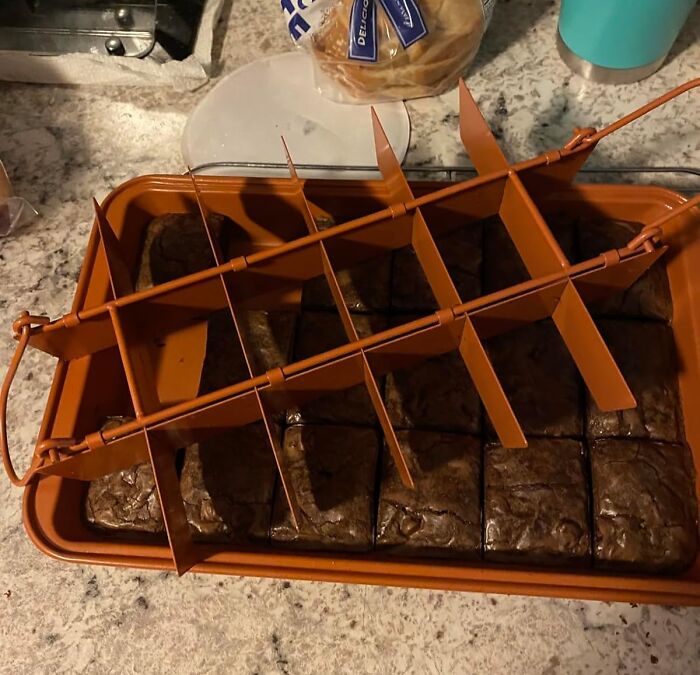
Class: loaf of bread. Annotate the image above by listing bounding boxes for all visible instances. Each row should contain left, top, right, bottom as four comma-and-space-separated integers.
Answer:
310, 0, 485, 101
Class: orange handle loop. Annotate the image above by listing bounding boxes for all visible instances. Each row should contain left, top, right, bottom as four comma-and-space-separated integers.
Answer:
625, 194, 700, 252
1, 312, 50, 486
563, 78, 700, 149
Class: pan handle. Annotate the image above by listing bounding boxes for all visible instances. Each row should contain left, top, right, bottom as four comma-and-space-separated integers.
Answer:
625, 193, 700, 251
564, 78, 700, 150
1, 312, 51, 486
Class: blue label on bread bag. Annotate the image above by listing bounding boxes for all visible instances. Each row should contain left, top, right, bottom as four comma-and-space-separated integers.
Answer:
349, 0, 378, 61
280, 0, 313, 41
377, 0, 428, 48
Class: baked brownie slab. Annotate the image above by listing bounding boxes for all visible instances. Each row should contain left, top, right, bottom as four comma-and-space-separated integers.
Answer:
485, 321, 582, 437
271, 425, 379, 551
302, 212, 391, 313
587, 320, 682, 442
302, 257, 392, 313
377, 430, 481, 558
85, 417, 164, 534
181, 423, 277, 543
483, 216, 575, 295
391, 224, 482, 312
199, 309, 296, 395
484, 439, 590, 565
136, 212, 224, 290
385, 350, 481, 434
577, 218, 672, 320
591, 439, 698, 573
286, 312, 386, 426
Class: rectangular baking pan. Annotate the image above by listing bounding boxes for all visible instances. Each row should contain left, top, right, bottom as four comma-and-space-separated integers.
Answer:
6, 80, 700, 605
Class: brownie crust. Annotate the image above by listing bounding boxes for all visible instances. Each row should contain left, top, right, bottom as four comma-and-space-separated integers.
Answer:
181, 423, 277, 543
484, 439, 590, 564
377, 430, 481, 558
271, 425, 378, 551
587, 320, 682, 442
591, 439, 698, 573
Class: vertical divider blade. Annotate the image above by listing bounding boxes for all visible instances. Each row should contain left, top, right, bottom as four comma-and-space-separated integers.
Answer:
318, 237, 412, 487
188, 169, 255, 375
410, 208, 526, 449
552, 281, 636, 411
360, 352, 413, 488
189, 169, 305, 526
319, 246, 358, 341
281, 137, 322, 235
108, 304, 160, 417
92, 198, 134, 298
256, 390, 301, 529
145, 429, 197, 576
284, 134, 413, 488
499, 174, 569, 276
457, 317, 527, 448
411, 209, 461, 308
281, 136, 300, 183
371, 108, 413, 202
458, 79, 509, 175
187, 169, 225, 265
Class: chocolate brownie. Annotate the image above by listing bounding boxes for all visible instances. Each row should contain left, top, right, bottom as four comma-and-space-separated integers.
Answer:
270, 425, 379, 551
199, 309, 296, 395
485, 321, 582, 437
239, 310, 296, 376
484, 439, 590, 564
577, 218, 672, 320
181, 423, 277, 543
482, 216, 575, 295
198, 310, 248, 394
286, 312, 386, 426
85, 417, 164, 534
376, 430, 481, 558
385, 350, 481, 434
136, 212, 224, 290
591, 439, 698, 573
391, 224, 482, 312
302, 258, 391, 313
587, 320, 682, 442
302, 212, 391, 313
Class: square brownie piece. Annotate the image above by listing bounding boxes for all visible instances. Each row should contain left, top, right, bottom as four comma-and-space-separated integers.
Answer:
577, 218, 672, 320
391, 224, 482, 312
85, 417, 164, 534
484, 439, 590, 564
485, 321, 582, 437
286, 312, 386, 426
377, 430, 481, 558
136, 212, 224, 290
385, 350, 481, 434
181, 423, 277, 543
302, 212, 391, 313
302, 257, 392, 313
199, 309, 296, 396
85, 463, 164, 534
591, 439, 698, 573
483, 216, 575, 295
239, 310, 296, 376
270, 425, 379, 551
587, 320, 682, 442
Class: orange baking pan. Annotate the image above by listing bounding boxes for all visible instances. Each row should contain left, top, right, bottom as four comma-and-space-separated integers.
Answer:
3, 79, 700, 604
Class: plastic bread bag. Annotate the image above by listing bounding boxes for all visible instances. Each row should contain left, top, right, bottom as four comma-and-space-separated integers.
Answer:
281, 0, 493, 103
0, 160, 37, 237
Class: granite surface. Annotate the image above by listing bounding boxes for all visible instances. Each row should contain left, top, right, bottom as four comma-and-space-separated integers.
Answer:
0, 0, 699, 672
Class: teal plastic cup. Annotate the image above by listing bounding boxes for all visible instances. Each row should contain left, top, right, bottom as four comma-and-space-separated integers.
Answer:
557, 0, 696, 83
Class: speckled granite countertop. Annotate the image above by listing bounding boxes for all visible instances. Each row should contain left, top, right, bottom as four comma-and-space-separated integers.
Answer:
0, 1, 699, 673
